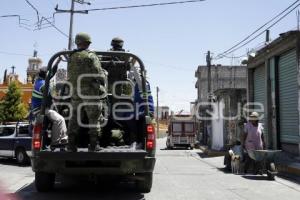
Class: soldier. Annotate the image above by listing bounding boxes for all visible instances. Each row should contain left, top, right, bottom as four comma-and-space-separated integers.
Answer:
110, 37, 125, 51
67, 32, 106, 152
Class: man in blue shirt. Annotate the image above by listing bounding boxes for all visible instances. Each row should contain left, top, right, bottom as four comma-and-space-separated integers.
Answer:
31, 67, 68, 146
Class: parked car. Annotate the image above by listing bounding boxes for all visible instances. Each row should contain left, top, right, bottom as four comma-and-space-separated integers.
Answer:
0, 122, 31, 164
166, 115, 197, 149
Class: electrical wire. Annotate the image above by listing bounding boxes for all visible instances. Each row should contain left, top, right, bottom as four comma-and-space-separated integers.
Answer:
24, 0, 68, 38
39, 17, 68, 38
0, 51, 32, 56
24, 0, 40, 23
215, 2, 300, 60
214, 0, 300, 60
78, 0, 205, 12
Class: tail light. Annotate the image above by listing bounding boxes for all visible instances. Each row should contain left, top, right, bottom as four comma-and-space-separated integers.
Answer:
146, 124, 155, 150
32, 123, 42, 150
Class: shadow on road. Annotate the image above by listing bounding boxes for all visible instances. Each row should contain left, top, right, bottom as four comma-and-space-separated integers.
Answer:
196, 152, 222, 158
160, 147, 190, 151
15, 179, 145, 200
241, 175, 272, 181
0, 158, 30, 167
216, 167, 232, 174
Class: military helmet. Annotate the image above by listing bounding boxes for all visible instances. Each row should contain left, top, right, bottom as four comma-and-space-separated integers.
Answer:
38, 67, 47, 79
111, 37, 124, 48
75, 32, 92, 45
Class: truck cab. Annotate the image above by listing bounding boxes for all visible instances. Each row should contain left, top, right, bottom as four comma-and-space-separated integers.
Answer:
166, 115, 196, 149
31, 51, 156, 193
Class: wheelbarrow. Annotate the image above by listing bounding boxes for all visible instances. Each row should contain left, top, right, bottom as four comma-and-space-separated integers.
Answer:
247, 150, 282, 180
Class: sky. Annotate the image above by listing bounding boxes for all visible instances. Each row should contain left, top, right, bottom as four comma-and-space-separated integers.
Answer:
0, 0, 298, 112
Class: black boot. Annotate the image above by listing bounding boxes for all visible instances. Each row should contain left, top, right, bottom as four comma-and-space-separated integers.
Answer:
67, 135, 77, 152
88, 143, 102, 152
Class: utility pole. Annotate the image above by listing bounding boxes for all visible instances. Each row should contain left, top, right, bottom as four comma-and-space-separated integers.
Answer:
205, 50, 212, 146
55, 0, 90, 50
156, 87, 159, 137
68, 0, 75, 50
206, 51, 211, 98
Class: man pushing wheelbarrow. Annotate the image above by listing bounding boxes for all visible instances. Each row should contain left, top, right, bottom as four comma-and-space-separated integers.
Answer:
242, 112, 281, 180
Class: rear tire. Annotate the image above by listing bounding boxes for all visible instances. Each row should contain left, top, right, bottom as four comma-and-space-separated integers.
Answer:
35, 172, 55, 192
136, 172, 153, 193
267, 162, 276, 180
15, 148, 29, 165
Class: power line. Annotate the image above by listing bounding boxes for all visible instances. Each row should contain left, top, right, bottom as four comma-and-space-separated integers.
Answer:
24, 0, 40, 23
24, 0, 68, 38
0, 14, 31, 30
144, 59, 195, 71
40, 17, 68, 38
76, 0, 205, 12
0, 51, 32, 56
214, 0, 300, 60
216, 2, 300, 60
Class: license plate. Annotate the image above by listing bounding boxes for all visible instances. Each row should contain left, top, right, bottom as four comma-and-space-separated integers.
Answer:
180, 138, 188, 144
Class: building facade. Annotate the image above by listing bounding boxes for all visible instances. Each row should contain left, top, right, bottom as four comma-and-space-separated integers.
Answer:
0, 51, 42, 106
195, 65, 247, 148
247, 30, 300, 156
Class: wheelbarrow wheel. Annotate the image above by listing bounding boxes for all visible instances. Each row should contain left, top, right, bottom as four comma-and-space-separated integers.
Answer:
267, 162, 276, 180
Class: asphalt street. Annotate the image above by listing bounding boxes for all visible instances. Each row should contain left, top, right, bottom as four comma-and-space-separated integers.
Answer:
0, 138, 300, 200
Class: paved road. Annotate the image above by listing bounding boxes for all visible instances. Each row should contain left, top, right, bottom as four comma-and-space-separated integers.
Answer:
0, 138, 300, 200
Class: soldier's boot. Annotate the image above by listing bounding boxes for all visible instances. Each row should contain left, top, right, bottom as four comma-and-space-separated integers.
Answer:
88, 135, 101, 152
67, 135, 77, 152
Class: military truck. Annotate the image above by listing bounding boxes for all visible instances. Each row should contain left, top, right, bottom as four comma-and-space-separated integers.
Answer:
31, 51, 156, 193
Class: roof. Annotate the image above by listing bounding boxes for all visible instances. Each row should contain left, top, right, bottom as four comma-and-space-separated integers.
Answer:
247, 30, 300, 68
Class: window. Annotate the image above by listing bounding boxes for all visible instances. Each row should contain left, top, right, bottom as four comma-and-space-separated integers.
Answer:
172, 123, 182, 133
0, 127, 15, 137
18, 126, 30, 137
184, 123, 194, 133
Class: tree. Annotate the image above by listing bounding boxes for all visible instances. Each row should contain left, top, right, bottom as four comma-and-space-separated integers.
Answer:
0, 81, 28, 122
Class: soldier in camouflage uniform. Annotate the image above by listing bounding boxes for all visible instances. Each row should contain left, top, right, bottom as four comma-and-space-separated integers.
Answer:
110, 37, 125, 52
67, 32, 106, 152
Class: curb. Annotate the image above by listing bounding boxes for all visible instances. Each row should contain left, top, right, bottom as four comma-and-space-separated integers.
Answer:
277, 163, 300, 176
199, 145, 227, 157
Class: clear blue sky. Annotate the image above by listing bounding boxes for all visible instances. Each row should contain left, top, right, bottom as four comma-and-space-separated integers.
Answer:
0, 0, 297, 112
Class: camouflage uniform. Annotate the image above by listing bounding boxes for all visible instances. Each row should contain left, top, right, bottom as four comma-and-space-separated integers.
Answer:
110, 37, 125, 52
67, 33, 106, 151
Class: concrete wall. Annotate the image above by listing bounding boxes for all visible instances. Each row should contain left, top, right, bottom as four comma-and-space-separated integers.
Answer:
195, 65, 247, 103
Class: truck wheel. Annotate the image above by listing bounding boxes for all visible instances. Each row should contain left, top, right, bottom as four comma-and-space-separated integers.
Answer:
136, 172, 153, 193
15, 148, 29, 165
166, 140, 170, 149
35, 172, 55, 192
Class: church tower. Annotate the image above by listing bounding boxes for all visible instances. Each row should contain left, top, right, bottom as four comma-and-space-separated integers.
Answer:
27, 50, 42, 84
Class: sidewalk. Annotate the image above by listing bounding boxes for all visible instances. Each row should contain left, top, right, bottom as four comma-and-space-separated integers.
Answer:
198, 145, 300, 177
276, 152, 300, 176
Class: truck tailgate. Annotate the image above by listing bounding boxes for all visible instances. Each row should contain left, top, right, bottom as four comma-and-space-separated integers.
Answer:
35, 149, 148, 161
32, 148, 155, 175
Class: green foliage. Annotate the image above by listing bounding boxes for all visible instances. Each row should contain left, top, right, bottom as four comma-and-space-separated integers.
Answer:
0, 81, 28, 122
